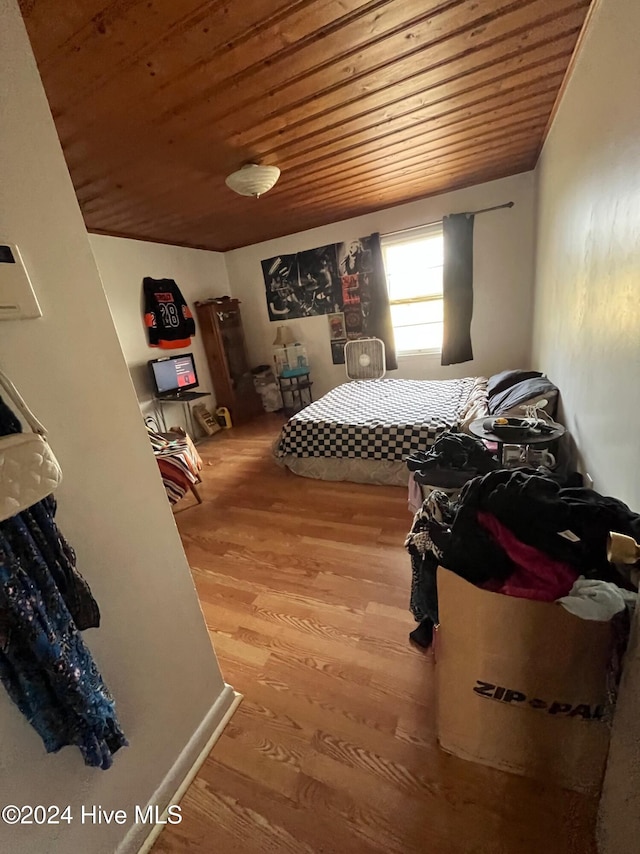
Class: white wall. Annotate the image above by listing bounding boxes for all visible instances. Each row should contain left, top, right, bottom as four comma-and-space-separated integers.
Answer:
0, 3, 232, 852
226, 172, 536, 399
529, 0, 640, 850
90, 234, 230, 430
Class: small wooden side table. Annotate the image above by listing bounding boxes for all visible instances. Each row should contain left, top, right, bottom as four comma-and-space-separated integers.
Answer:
278, 372, 313, 414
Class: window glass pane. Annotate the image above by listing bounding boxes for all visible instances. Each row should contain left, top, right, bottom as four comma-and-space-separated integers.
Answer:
390, 300, 443, 327
394, 322, 443, 353
387, 268, 442, 302
382, 225, 445, 353
383, 234, 443, 301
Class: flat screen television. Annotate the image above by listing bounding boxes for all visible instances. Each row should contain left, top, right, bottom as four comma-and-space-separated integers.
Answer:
148, 353, 199, 396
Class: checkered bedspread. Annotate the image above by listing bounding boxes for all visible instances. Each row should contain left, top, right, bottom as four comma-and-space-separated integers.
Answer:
275, 377, 479, 461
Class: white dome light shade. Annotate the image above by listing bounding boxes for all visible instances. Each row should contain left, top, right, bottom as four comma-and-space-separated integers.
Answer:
225, 163, 280, 198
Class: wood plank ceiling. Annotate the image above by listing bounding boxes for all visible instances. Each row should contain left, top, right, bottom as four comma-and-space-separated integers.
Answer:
20, 0, 592, 251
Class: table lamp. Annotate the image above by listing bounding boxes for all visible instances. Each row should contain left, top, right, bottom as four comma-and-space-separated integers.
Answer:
272, 325, 309, 377
272, 325, 296, 376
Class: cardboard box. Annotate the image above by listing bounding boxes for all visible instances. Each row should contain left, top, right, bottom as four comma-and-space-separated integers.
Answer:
435, 567, 614, 794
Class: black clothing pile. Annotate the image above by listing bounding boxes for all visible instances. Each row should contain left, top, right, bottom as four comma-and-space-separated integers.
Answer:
405, 469, 640, 647
406, 432, 499, 488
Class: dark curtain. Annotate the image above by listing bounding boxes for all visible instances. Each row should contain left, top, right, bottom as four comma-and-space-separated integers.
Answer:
369, 232, 398, 371
441, 213, 475, 366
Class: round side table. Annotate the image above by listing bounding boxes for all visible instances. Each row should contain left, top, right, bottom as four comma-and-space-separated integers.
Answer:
468, 417, 565, 466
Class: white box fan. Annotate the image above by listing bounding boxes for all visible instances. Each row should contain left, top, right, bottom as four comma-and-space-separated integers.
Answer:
344, 338, 386, 380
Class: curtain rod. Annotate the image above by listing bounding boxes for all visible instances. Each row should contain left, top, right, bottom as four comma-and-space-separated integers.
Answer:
382, 201, 514, 238
462, 201, 514, 216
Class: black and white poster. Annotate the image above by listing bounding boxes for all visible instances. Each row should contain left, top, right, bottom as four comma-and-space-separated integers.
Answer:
262, 254, 300, 321
262, 245, 340, 321
337, 237, 373, 278
296, 245, 341, 316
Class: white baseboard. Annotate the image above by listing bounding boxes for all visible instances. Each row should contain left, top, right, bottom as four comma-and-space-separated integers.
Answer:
116, 683, 242, 854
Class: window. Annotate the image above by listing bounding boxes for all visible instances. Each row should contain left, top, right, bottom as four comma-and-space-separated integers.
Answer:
381, 223, 443, 354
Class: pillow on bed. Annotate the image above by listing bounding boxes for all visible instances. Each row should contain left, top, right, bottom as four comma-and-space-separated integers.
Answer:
488, 376, 559, 417
487, 369, 543, 399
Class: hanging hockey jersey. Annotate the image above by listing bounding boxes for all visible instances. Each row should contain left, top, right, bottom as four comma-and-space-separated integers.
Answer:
143, 277, 196, 349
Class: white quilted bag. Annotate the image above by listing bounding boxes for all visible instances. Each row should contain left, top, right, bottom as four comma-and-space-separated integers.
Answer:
0, 369, 62, 522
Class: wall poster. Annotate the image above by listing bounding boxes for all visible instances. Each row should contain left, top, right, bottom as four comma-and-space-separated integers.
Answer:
262, 246, 340, 321
327, 312, 346, 340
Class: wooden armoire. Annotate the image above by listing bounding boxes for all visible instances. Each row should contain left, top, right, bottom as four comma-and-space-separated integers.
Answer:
195, 297, 262, 425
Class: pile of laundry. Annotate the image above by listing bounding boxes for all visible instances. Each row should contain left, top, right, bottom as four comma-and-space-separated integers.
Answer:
405, 468, 639, 648
407, 432, 499, 486
407, 431, 501, 515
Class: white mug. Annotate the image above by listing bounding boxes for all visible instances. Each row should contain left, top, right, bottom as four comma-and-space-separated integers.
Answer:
526, 448, 556, 469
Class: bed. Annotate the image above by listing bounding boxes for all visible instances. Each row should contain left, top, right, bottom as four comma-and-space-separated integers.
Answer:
274, 376, 489, 486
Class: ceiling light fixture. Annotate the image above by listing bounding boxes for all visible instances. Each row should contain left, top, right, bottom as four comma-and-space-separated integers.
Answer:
225, 163, 280, 198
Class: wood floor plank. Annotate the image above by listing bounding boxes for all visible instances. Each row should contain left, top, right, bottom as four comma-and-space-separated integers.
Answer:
207, 632, 271, 668
206, 605, 434, 710
260, 678, 398, 742
260, 658, 400, 737
153, 415, 598, 854
210, 731, 302, 801
199, 760, 383, 854
365, 601, 412, 620
235, 684, 436, 775
311, 570, 409, 610
186, 776, 310, 854
294, 772, 418, 854
252, 585, 366, 617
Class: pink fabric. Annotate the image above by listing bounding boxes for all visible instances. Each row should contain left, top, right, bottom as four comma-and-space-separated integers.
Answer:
477, 510, 578, 601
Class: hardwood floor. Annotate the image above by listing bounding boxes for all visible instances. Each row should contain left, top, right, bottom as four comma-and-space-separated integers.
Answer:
153, 416, 597, 854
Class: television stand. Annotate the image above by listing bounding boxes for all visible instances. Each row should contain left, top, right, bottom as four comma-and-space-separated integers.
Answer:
159, 391, 209, 402
154, 392, 211, 439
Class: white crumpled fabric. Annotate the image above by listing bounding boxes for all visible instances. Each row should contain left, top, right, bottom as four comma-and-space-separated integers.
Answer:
557, 577, 637, 621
